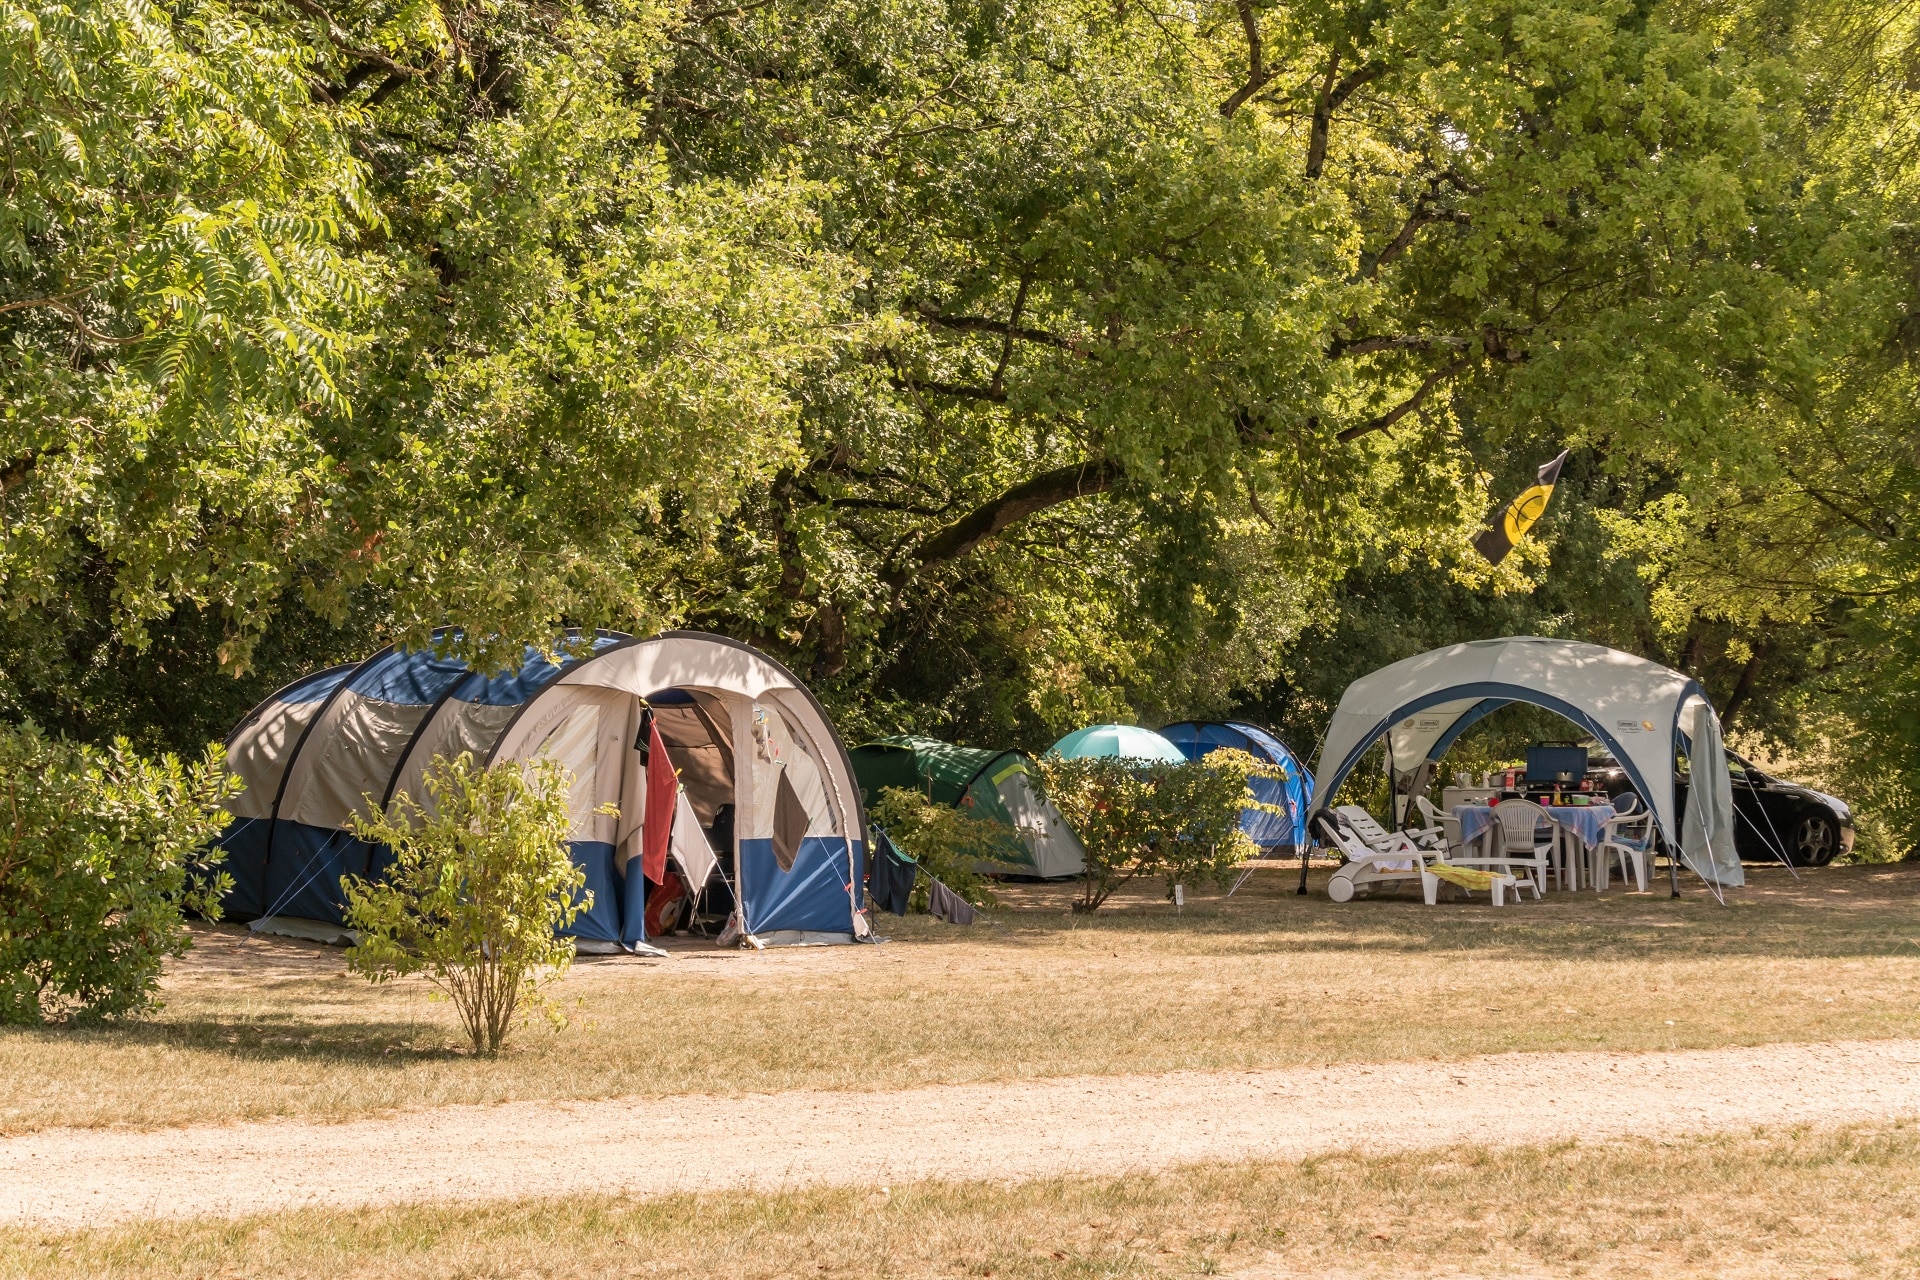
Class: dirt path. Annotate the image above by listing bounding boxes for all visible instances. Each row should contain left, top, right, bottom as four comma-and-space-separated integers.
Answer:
6, 1037, 1917, 1229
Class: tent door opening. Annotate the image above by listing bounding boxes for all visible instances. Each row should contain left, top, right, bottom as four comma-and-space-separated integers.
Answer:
642, 688, 739, 935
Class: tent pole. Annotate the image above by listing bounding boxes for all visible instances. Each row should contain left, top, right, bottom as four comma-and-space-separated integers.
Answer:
1738, 769, 1799, 879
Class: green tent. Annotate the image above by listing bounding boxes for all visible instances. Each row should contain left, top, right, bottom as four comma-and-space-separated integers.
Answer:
850, 736, 1086, 878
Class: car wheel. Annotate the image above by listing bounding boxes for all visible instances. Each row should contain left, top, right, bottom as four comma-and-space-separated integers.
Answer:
1791, 813, 1837, 867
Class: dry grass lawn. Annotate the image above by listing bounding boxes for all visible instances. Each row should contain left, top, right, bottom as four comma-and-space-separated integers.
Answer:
3, 862, 1917, 1135
5, 1120, 1919, 1278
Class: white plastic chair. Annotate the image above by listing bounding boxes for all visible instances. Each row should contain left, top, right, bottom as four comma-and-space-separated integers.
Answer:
1432, 812, 1537, 903
1595, 810, 1654, 892
1408, 796, 1450, 850
1491, 799, 1559, 893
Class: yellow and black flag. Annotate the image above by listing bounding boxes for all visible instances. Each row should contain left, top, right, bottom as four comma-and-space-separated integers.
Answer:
1474, 449, 1570, 566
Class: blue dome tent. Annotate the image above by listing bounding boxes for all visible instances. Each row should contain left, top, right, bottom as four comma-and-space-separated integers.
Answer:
218, 631, 866, 950
1159, 721, 1314, 853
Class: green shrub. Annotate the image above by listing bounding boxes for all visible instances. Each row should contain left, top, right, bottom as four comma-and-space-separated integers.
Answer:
0, 723, 236, 1025
344, 753, 588, 1055
867, 787, 1003, 909
1038, 749, 1274, 912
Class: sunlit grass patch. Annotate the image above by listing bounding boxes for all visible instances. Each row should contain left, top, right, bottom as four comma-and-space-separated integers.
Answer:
6, 1121, 1919, 1278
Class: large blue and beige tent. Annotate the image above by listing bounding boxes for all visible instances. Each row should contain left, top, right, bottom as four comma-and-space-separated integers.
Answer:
218, 631, 866, 949
1159, 721, 1314, 853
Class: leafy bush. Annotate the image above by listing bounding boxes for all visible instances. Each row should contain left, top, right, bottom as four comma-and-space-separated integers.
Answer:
867, 787, 1002, 909
1039, 750, 1275, 912
0, 723, 235, 1025
344, 753, 587, 1055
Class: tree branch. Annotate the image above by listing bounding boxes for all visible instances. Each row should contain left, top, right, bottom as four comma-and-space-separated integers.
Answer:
1306, 58, 1381, 180
1336, 359, 1470, 441
903, 300, 1083, 353
310, 60, 385, 104
1327, 333, 1468, 359
888, 375, 1007, 403
689, 0, 780, 22
990, 273, 1031, 395
878, 346, 1009, 404
1361, 207, 1468, 280
912, 459, 1121, 567
1217, 0, 1272, 117
44, 301, 148, 345
1242, 469, 1279, 532
1790, 482, 1899, 539
1719, 651, 1763, 727
0, 288, 93, 319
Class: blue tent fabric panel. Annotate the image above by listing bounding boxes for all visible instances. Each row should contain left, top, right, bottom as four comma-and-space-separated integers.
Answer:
454, 634, 628, 707
563, 840, 623, 942
739, 835, 859, 934
215, 817, 273, 919
344, 646, 475, 705
1230, 723, 1313, 851
1242, 774, 1295, 847
261, 821, 369, 923
620, 857, 649, 945
1159, 721, 1314, 851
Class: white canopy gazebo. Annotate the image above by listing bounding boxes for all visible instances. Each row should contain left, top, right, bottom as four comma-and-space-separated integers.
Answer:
1308, 638, 1741, 889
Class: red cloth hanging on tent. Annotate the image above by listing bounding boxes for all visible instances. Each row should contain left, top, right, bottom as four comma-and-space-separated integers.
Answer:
641, 718, 676, 885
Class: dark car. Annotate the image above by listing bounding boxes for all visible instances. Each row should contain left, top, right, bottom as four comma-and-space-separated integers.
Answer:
1585, 749, 1854, 866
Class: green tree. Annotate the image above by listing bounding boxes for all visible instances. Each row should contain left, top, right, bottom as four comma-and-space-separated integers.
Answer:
650, 0, 1862, 747
0, 724, 235, 1024
0, 0, 372, 688
1039, 751, 1267, 911
344, 753, 586, 1055
1569, 0, 1920, 854
0, 0, 847, 718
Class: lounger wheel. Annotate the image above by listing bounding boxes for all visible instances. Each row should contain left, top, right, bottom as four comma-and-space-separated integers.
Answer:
1327, 868, 1356, 903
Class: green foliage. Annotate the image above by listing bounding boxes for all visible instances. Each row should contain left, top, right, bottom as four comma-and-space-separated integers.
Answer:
0, 723, 235, 1025
868, 788, 1001, 911
0, 0, 371, 677
1038, 750, 1269, 912
343, 754, 586, 1055
6, 0, 1920, 852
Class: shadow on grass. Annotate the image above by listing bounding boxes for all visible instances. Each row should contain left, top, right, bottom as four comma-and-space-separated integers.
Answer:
1, 1012, 467, 1064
